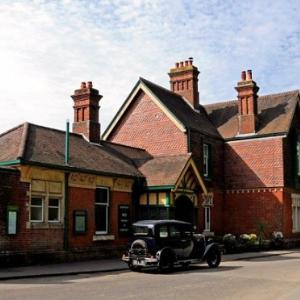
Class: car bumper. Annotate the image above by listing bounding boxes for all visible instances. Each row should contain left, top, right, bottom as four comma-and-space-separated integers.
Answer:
122, 255, 158, 267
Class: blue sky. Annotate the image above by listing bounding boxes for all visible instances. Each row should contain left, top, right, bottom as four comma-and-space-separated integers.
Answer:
0, 0, 300, 133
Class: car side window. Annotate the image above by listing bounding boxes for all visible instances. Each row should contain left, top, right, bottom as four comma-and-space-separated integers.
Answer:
169, 225, 181, 238
159, 225, 168, 238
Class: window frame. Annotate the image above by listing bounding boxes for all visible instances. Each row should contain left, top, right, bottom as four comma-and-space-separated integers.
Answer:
292, 193, 300, 232
203, 143, 210, 178
30, 196, 44, 223
297, 140, 300, 176
48, 197, 61, 223
95, 187, 110, 235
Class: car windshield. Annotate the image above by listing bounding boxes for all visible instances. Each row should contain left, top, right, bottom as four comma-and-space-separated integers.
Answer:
132, 225, 151, 236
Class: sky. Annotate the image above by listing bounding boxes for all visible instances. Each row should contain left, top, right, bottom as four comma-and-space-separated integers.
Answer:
0, 0, 300, 133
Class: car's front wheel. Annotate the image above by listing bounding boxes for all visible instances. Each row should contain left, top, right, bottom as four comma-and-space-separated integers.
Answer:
206, 248, 221, 268
158, 250, 175, 273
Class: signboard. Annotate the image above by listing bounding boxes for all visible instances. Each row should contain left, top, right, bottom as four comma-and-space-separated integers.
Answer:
118, 205, 130, 236
8, 210, 17, 235
73, 210, 87, 234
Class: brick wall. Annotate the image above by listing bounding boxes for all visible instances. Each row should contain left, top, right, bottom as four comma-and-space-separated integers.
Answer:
68, 187, 132, 249
108, 91, 188, 156
223, 190, 285, 237
0, 169, 64, 253
190, 130, 224, 189
225, 137, 284, 189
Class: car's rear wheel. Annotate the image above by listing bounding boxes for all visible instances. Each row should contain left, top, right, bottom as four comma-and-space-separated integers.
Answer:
207, 248, 221, 268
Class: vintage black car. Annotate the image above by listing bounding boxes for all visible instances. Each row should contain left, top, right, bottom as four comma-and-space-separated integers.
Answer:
122, 220, 221, 272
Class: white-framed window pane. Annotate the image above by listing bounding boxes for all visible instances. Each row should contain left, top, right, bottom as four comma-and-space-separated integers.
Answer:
95, 187, 109, 233
30, 197, 43, 222
48, 198, 60, 222
203, 144, 209, 177
297, 141, 300, 176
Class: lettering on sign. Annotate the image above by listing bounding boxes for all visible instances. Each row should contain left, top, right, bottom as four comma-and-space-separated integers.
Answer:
118, 205, 130, 236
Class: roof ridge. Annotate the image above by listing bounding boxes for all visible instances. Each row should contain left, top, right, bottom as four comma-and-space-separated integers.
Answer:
0, 122, 26, 138
204, 89, 299, 108
150, 153, 192, 159
140, 77, 183, 99
258, 89, 299, 99
17, 122, 30, 159
101, 140, 147, 152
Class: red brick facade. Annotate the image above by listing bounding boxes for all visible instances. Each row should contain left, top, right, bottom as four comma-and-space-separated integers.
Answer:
225, 137, 284, 189
0, 170, 64, 261
110, 91, 188, 156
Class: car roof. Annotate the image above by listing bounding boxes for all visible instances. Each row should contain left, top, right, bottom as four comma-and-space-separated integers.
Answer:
132, 219, 192, 227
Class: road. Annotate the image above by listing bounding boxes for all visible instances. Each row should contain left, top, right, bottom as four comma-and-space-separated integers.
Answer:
1, 253, 300, 300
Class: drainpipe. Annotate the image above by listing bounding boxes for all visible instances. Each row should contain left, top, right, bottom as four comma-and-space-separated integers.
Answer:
64, 120, 70, 251
166, 192, 170, 219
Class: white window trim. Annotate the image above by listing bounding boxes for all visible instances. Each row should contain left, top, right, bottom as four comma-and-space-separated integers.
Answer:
297, 141, 300, 176
95, 187, 110, 235
292, 193, 300, 232
30, 197, 44, 223
203, 143, 209, 177
204, 206, 211, 232
48, 197, 61, 223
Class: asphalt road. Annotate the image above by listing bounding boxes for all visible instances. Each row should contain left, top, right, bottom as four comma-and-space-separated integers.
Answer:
1, 253, 300, 300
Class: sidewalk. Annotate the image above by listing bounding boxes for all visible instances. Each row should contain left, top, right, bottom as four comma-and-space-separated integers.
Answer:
0, 249, 298, 281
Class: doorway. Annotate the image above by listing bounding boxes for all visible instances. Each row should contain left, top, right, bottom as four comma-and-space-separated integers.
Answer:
174, 196, 195, 225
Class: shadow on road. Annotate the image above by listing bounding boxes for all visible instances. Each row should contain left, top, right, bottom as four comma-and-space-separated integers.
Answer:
242, 255, 300, 263
142, 264, 242, 275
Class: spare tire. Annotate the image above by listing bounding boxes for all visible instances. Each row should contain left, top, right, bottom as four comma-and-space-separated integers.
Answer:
131, 239, 147, 250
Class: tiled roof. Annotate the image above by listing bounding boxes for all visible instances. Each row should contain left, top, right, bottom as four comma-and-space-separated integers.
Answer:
100, 141, 153, 167
138, 154, 191, 186
140, 78, 221, 138
0, 123, 143, 178
204, 90, 299, 139
0, 123, 26, 161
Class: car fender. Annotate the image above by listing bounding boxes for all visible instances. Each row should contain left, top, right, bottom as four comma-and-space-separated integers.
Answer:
156, 247, 176, 263
202, 243, 220, 260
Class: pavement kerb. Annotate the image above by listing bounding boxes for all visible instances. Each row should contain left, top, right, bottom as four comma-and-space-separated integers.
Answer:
0, 266, 128, 281
0, 250, 297, 281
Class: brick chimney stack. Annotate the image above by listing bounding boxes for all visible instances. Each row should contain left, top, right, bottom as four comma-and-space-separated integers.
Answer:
71, 81, 102, 143
235, 70, 259, 135
169, 57, 200, 109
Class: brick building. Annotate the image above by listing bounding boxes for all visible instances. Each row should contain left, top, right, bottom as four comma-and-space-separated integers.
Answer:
0, 59, 300, 263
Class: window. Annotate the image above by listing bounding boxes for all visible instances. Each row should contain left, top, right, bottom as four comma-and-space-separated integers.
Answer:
297, 140, 300, 176
30, 197, 44, 222
292, 194, 300, 231
95, 187, 109, 234
204, 207, 211, 232
203, 143, 211, 178
169, 225, 181, 238
48, 198, 60, 222
30, 180, 63, 224
159, 225, 168, 238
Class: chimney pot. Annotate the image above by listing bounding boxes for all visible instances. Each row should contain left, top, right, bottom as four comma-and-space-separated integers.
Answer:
87, 81, 93, 88
185, 60, 189, 66
81, 82, 86, 89
241, 71, 246, 81
189, 57, 193, 65
246, 70, 252, 80
176, 62, 179, 68
180, 61, 184, 67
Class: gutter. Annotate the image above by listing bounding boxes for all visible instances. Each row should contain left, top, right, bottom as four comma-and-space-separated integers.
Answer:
146, 185, 175, 191
225, 132, 287, 142
0, 159, 21, 167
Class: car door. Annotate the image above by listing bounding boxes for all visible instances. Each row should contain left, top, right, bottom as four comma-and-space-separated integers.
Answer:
180, 224, 194, 258
168, 224, 183, 258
